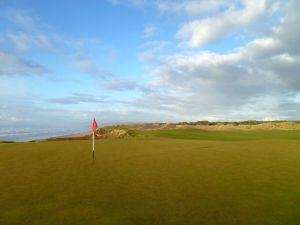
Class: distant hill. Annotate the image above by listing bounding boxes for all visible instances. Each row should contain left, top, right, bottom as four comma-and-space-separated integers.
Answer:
101, 121, 300, 132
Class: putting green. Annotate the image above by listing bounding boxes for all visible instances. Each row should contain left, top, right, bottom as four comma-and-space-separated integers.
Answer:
1, 130, 300, 225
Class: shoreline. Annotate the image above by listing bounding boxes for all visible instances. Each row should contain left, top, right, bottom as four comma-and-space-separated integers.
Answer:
0, 130, 92, 143
41, 131, 95, 142
44, 132, 91, 141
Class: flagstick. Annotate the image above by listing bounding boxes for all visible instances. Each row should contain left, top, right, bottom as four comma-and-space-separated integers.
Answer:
93, 131, 95, 161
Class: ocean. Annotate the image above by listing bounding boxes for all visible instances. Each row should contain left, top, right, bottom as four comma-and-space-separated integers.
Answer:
0, 128, 89, 142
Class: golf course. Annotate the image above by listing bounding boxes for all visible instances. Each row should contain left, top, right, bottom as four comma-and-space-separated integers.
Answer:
1, 0, 300, 223
1, 128, 300, 225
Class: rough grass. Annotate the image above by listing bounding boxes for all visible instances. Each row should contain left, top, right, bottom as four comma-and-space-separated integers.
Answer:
1, 130, 300, 225
139, 128, 300, 141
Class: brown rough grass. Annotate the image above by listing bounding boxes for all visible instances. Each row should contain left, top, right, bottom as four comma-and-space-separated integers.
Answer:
120, 122, 300, 131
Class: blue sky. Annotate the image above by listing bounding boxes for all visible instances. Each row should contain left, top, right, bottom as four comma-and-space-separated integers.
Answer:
0, 0, 300, 131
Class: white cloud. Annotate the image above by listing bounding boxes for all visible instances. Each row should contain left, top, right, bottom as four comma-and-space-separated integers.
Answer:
6, 32, 30, 51
7, 31, 53, 52
0, 52, 48, 76
143, 24, 158, 37
5, 9, 55, 52
177, 0, 267, 48
72, 52, 108, 78
276, 0, 300, 53
49, 93, 105, 104
6, 9, 37, 31
140, 40, 169, 53
105, 78, 137, 91
156, 0, 230, 17
240, 37, 280, 58
72, 51, 138, 91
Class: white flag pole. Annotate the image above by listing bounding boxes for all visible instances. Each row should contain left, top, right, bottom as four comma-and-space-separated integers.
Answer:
93, 131, 95, 161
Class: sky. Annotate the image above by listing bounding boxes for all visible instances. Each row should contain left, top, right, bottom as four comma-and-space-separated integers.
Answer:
0, 0, 300, 131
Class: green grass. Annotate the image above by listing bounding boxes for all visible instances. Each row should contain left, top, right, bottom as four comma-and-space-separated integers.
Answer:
139, 128, 300, 141
1, 130, 300, 225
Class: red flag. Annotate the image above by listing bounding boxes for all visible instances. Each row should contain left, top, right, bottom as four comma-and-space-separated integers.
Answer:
92, 118, 98, 132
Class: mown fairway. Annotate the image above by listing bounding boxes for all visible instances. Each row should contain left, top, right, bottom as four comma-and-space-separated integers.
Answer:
1, 130, 300, 225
